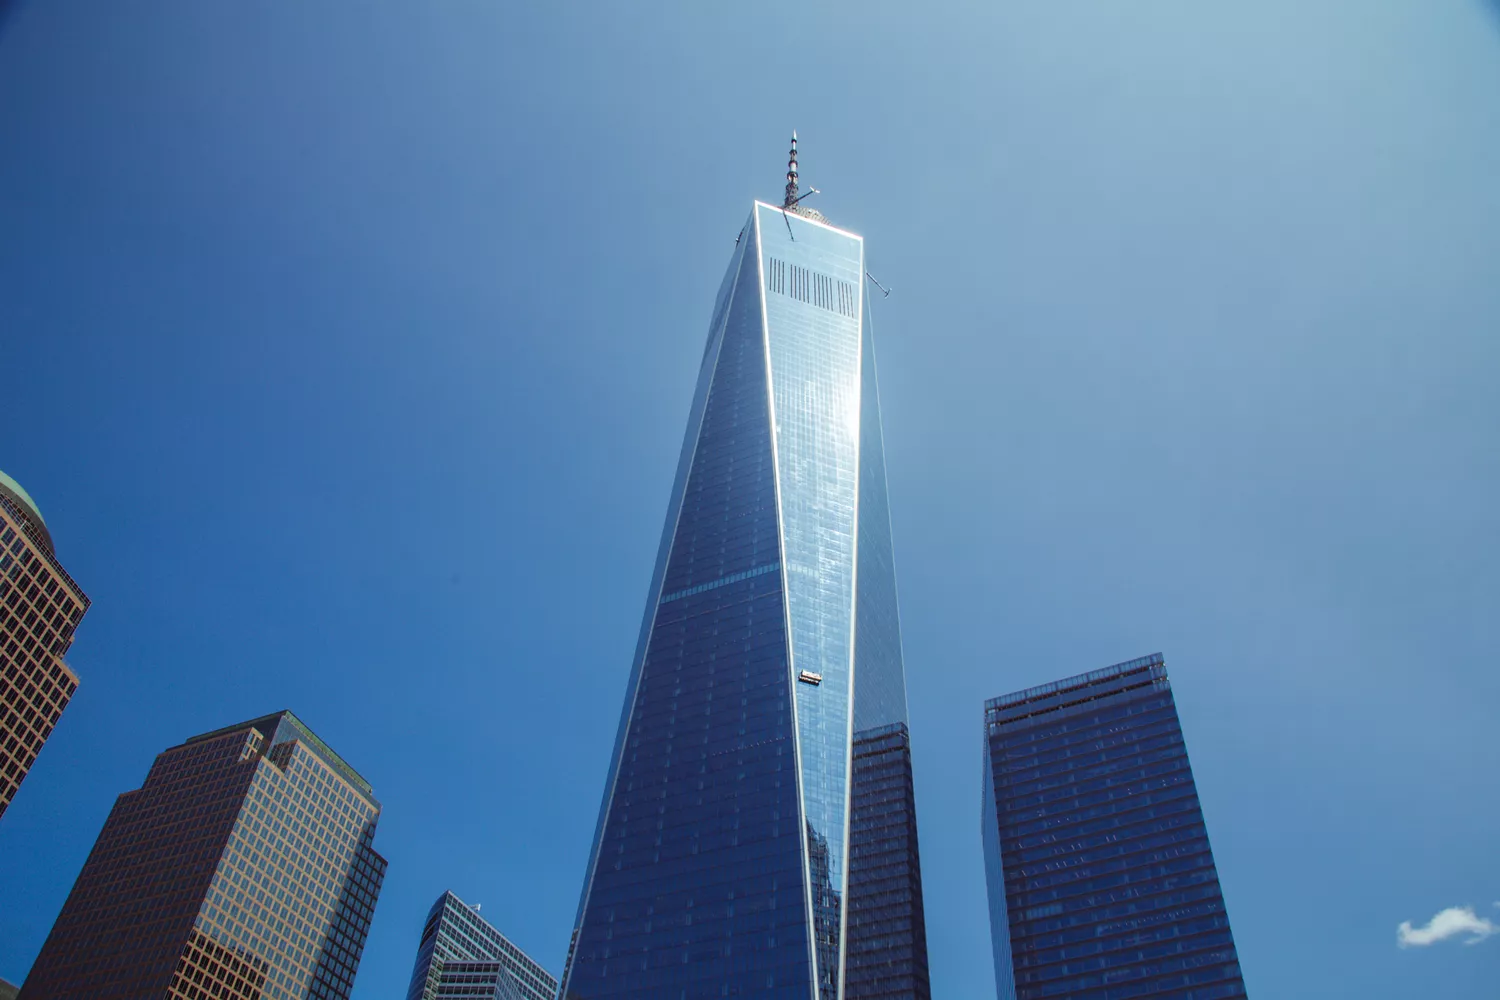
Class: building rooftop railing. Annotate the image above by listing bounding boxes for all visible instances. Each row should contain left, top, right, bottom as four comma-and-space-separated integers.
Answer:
984, 653, 1171, 733
984, 653, 1165, 713
186, 710, 375, 800
0, 492, 90, 611
852, 721, 910, 744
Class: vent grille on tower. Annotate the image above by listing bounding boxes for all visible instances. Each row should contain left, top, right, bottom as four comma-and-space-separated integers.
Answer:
766, 258, 857, 318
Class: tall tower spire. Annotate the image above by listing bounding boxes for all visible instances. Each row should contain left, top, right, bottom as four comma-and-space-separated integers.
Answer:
783, 130, 799, 208
560, 195, 931, 1000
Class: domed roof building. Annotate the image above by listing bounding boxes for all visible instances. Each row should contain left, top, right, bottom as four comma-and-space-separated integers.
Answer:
0, 468, 89, 821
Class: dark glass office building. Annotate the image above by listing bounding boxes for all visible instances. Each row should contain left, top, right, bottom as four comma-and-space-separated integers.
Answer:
405, 890, 557, 1000
845, 724, 931, 1000
982, 654, 1247, 1000
560, 140, 931, 1000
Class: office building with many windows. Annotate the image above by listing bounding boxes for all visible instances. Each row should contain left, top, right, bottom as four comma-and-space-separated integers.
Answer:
405, 890, 557, 1000
982, 654, 1247, 1000
21, 711, 386, 1000
845, 722, 931, 1000
0, 470, 89, 821
559, 139, 931, 1000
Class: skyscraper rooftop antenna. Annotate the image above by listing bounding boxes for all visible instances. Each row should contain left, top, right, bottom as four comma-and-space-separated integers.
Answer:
779, 131, 822, 234
783, 131, 800, 208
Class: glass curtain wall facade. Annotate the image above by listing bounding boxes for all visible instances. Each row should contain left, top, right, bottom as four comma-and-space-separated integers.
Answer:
21, 711, 386, 1000
843, 261, 929, 1000
844, 724, 930, 1000
982, 655, 1247, 1000
405, 890, 557, 1000
0, 470, 89, 821
560, 200, 930, 1000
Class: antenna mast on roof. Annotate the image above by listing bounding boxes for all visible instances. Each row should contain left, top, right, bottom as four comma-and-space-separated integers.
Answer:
779, 131, 822, 235
783, 131, 799, 208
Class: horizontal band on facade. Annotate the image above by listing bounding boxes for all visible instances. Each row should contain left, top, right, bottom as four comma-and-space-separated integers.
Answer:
658, 562, 780, 604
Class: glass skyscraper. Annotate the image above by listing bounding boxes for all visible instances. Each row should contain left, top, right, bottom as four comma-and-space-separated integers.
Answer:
405, 890, 558, 1000
560, 142, 930, 1000
21, 710, 386, 1000
982, 654, 1247, 1000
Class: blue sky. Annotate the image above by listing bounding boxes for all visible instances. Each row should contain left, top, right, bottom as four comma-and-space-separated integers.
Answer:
1, 1, 1497, 996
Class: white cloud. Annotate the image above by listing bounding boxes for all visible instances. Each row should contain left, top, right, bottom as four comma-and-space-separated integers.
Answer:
1397, 904, 1500, 948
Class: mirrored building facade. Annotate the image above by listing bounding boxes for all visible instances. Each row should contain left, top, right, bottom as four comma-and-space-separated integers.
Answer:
982, 654, 1247, 1000
560, 173, 930, 1000
21, 711, 385, 1000
405, 890, 557, 1000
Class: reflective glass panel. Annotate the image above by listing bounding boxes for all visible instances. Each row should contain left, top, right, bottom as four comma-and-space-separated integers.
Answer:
756, 203, 865, 1000
564, 220, 811, 1000
851, 287, 908, 735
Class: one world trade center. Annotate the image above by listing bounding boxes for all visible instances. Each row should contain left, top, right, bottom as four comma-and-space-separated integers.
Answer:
561, 138, 931, 1000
